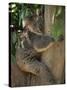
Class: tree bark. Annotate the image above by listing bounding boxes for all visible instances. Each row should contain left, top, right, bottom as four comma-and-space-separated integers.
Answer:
44, 5, 56, 35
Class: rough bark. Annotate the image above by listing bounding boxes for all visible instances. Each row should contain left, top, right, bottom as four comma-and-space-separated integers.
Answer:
41, 40, 65, 83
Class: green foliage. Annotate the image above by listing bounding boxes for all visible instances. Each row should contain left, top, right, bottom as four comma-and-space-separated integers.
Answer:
11, 31, 17, 64
51, 7, 65, 41
52, 19, 64, 41
9, 3, 19, 26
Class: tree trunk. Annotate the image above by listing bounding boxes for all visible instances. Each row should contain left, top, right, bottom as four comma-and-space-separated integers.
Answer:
44, 5, 56, 35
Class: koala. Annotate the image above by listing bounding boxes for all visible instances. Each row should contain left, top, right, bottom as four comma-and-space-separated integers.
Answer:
16, 15, 57, 85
